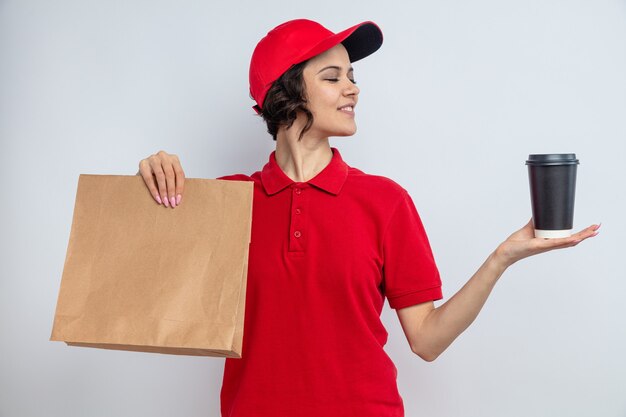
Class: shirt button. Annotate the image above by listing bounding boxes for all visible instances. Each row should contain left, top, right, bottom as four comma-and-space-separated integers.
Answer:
295, 208, 302, 215
294, 231, 302, 238
294, 188, 301, 195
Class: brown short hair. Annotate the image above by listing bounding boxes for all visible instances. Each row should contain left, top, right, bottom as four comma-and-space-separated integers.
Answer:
257, 61, 313, 141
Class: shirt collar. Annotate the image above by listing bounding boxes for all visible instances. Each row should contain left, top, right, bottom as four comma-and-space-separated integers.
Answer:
260, 147, 349, 196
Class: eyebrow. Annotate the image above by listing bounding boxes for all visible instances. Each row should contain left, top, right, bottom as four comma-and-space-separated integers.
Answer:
316, 65, 354, 74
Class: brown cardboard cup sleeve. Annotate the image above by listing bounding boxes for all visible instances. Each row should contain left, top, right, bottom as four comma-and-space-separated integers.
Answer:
50, 175, 253, 357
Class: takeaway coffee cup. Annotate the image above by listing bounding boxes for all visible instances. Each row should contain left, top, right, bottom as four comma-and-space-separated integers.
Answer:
526, 154, 579, 238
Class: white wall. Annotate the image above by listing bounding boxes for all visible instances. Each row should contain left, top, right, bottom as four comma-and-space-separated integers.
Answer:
1, 0, 625, 416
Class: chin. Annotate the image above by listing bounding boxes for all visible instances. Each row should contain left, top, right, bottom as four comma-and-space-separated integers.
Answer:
341, 129, 357, 137
315, 120, 357, 138
329, 124, 357, 137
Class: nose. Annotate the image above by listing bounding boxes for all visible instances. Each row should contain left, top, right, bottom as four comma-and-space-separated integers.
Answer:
343, 79, 359, 97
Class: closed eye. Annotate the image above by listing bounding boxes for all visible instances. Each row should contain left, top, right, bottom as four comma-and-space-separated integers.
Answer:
325, 78, 357, 84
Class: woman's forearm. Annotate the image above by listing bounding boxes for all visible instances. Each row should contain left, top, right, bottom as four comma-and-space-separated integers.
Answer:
414, 252, 508, 361
410, 222, 598, 361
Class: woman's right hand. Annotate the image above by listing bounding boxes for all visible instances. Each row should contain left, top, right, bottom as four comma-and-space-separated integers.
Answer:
137, 150, 185, 208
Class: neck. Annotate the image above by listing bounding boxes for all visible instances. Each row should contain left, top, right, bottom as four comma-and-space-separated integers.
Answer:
275, 121, 333, 182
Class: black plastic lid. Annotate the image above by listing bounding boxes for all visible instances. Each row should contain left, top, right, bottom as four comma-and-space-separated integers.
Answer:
525, 153, 579, 166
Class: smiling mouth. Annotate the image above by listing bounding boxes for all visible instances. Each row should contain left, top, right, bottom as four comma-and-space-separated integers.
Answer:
338, 105, 355, 115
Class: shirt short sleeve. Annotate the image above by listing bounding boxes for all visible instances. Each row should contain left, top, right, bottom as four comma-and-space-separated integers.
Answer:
382, 190, 443, 309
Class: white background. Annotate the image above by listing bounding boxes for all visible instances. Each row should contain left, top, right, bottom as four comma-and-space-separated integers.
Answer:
1, 0, 625, 416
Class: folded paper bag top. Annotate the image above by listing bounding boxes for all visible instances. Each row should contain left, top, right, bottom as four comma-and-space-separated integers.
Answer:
50, 175, 253, 357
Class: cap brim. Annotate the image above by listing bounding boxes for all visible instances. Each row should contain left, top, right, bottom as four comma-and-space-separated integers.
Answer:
294, 21, 383, 66
339, 21, 384, 62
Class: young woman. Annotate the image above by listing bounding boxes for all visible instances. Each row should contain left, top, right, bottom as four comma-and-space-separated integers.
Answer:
137, 19, 599, 417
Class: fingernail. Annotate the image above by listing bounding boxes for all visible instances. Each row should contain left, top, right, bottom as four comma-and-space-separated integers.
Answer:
163, 196, 169, 207
170, 196, 176, 208
176, 194, 182, 205
155, 195, 162, 204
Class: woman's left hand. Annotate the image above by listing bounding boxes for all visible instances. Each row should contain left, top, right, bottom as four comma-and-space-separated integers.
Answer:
494, 219, 600, 269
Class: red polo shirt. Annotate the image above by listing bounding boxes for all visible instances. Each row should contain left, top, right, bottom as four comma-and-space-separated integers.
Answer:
218, 147, 442, 417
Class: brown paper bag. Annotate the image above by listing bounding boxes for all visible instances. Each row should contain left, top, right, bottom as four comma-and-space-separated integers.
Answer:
50, 174, 253, 357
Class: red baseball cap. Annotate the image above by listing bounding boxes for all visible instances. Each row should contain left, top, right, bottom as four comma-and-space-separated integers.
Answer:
249, 19, 383, 112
